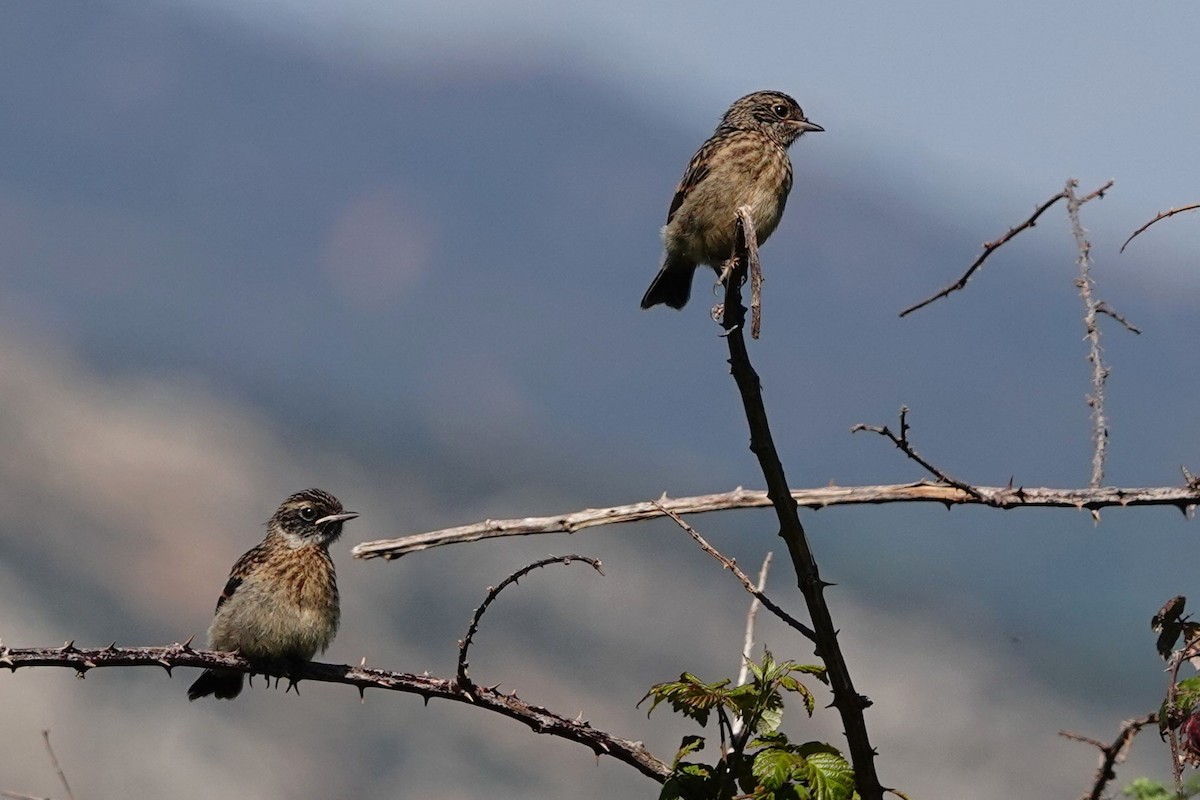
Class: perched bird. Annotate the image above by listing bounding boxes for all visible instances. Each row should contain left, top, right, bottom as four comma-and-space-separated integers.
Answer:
187, 488, 357, 700
640, 90, 823, 310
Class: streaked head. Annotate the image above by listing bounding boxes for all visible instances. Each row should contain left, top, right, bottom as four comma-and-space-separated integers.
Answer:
721, 90, 823, 147
271, 488, 357, 546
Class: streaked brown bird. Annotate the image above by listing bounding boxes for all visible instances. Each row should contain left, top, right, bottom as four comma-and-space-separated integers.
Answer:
187, 488, 357, 700
640, 90, 823, 310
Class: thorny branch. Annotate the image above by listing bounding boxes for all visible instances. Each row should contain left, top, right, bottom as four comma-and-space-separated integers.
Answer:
899, 179, 1113, 317
1065, 179, 1139, 488
352, 482, 1200, 558
651, 500, 815, 641
457, 555, 603, 687
1059, 713, 1157, 800
1121, 202, 1200, 253
721, 207, 884, 800
0, 640, 670, 781
851, 406, 986, 502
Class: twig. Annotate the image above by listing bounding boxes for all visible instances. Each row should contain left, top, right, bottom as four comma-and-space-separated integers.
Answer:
1095, 302, 1141, 334
738, 553, 772, 687
1121, 203, 1200, 253
351, 482, 1200, 559
652, 501, 813, 641
0, 642, 669, 781
851, 406, 987, 502
41, 731, 74, 800
1058, 713, 1156, 800
722, 208, 884, 800
731, 553, 772, 742
899, 179, 1113, 317
1065, 179, 1131, 490
457, 555, 603, 687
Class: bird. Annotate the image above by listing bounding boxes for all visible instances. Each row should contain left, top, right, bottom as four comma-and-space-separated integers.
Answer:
640, 90, 823, 310
187, 488, 357, 700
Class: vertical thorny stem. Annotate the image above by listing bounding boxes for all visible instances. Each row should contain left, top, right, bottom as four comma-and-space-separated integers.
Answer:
1065, 179, 1108, 488
718, 207, 884, 800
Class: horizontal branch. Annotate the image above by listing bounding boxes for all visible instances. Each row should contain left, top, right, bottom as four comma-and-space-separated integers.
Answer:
0, 642, 669, 782
351, 482, 1200, 559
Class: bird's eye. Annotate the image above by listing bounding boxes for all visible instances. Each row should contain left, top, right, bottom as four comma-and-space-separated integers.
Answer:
299, 507, 317, 522
771, 103, 790, 118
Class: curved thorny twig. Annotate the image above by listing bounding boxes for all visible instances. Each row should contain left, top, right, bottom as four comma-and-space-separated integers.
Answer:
1121, 202, 1200, 253
457, 554, 604, 687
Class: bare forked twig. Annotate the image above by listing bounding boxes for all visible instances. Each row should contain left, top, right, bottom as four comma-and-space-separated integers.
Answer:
899, 179, 1113, 317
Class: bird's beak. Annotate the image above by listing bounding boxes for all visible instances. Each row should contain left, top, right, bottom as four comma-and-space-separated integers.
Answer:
316, 511, 359, 525
799, 119, 824, 133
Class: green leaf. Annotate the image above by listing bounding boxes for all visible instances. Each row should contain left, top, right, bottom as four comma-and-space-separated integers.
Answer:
641, 673, 734, 726
659, 763, 714, 800
672, 735, 705, 766
753, 747, 805, 791
798, 749, 855, 800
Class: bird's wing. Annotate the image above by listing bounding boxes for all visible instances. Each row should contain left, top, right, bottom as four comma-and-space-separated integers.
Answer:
214, 542, 268, 612
666, 137, 720, 224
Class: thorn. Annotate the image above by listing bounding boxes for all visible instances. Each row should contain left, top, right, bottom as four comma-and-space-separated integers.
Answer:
358, 685, 366, 703
1006, 475, 1014, 490
181, 634, 195, 650
157, 659, 173, 676
83, 659, 97, 669
422, 695, 431, 707
359, 656, 367, 668
104, 641, 118, 652
60, 640, 77, 653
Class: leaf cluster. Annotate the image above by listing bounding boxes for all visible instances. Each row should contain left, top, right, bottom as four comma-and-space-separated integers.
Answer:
640, 650, 855, 800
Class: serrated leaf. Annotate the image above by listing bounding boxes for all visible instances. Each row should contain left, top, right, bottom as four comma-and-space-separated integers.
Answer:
672, 735, 705, 766
757, 699, 784, 734
778, 676, 816, 716
799, 750, 856, 800
1177, 677, 1200, 715
750, 731, 790, 748
641, 673, 734, 726
753, 747, 805, 791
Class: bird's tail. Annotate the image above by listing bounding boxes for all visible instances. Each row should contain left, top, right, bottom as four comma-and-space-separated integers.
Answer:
188, 668, 244, 700
640, 257, 697, 310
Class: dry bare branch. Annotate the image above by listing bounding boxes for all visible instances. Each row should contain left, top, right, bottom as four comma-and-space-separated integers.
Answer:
0, 641, 669, 781
352, 482, 1200, 559
1059, 713, 1156, 800
899, 179, 1113, 317
1065, 179, 1138, 489
1121, 203, 1200, 253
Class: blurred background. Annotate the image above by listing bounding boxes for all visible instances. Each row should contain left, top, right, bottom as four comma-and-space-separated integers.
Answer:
3, 1, 1200, 797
